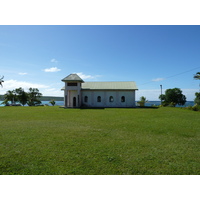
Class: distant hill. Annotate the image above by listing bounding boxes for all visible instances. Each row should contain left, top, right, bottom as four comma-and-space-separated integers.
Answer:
40, 96, 64, 101
0, 95, 64, 101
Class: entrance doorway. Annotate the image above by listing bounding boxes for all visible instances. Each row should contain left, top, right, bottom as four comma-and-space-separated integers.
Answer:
73, 97, 76, 107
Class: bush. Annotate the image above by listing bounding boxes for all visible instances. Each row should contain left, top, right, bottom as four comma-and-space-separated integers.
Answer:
192, 104, 200, 111
186, 104, 200, 111
137, 96, 148, 107
49, 99, 56, 106
194, 92, 200, 105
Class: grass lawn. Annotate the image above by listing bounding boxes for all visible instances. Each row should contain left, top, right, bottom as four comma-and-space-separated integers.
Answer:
0, 106, 200, 175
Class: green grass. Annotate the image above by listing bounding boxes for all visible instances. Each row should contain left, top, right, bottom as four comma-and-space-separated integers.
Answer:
0, 106, 200, 175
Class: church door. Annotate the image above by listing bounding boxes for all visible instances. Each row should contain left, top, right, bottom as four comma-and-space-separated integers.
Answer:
73, 97, 76, 107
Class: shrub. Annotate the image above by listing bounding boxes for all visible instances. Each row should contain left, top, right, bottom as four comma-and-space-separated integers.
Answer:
137, 96, 148, 107
186, 104, 200, 111
194, 92, 200, 105
192, 104, 200, 111
49, 99, 56, 106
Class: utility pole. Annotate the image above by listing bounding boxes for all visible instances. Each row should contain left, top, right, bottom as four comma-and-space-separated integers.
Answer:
160, 85, 162, 105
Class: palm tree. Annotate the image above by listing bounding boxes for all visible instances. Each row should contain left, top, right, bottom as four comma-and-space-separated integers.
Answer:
3, 90, 17, 105
15, 87, 28, 106
27, 88, 42, 106
194, 72, 200, 92
137, 96, 148, 107
49, 99, 56, 106
194, 72, 200, 80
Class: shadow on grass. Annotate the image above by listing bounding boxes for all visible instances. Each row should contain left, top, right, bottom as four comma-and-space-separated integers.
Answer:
135, 106, 159, 109
60, 106, 159, 109
80, 106, 159, 109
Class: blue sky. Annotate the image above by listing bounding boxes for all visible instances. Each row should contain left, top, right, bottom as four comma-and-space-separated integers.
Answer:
1, 25, 200, 100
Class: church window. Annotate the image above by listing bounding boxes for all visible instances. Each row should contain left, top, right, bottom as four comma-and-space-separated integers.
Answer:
97, 96, 101, 102
121, 96, 125, 102
109, 96, 114, 102
68, 82, 77, 86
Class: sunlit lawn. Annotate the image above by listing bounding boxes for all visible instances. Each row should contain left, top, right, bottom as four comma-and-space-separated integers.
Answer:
0, 106, 199, 174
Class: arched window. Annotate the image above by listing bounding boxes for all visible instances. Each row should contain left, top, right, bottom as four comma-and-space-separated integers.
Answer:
109, 96, 114, 102
84, 96, 88, 103
121, 96, 125, 102
97, 96, 101, 102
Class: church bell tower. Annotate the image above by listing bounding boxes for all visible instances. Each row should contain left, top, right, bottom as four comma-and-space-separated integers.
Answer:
61, 74, 84, 108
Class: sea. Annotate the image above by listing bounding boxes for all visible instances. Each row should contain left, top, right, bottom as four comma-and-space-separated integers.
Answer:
0, 101, 195, 107
144, 101, 195, 107
0, 101, 64, 107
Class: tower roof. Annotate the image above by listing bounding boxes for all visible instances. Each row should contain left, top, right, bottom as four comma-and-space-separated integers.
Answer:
62, 74, 84, 82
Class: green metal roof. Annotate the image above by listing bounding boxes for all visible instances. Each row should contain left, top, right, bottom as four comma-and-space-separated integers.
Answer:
62, 74, 84, 82
81, 82, 138, 90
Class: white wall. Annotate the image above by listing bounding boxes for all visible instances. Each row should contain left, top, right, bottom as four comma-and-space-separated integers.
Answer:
81, 90, 136, 108
64, 82, 82, 107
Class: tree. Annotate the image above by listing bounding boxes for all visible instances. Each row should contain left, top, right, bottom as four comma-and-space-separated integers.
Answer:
3, 90, 17, 105
2, 87, 43, 106
137, 96, 148, 107
27, 88, 42, 106
194, 92, 200, 105
194, 72, 200, 80
194, 72, 200, 93
14, 87, 28, 106
0, 75, 4, 87
159, 88, 186, 107
49, 99, 56, 106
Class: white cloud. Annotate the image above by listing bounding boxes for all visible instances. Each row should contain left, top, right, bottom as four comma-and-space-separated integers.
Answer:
182, 89, 197, 101
2, 79, 48, 91
41, 88, 63, 96
76, 72, 101, 80
152, 78, 165, 82
43, 67, 61, 72
18, 72, 28, 75
0, 79, 63, 97
50, 58, 58, 63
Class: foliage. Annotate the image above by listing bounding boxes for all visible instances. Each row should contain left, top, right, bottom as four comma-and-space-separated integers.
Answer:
1, 107, 199, 175
49, 99, 56, 106
159, 88, 186, 107
192, 72, 200, 108
194, 92, 200, 105
193, 72, 200, 80
2, 87, 42, 106
192, 104, 200, 111
2, 90, 18, 105
15, 87, 29, 106
27, 88, 42, 106
137, 96, 148, 107
186, 105, 200, 111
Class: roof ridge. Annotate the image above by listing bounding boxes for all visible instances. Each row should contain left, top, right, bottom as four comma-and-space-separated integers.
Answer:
62, 73, 84, 82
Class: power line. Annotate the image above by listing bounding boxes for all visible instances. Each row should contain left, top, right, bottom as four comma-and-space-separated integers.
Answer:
138, 66, 200, 86
165, 66, 200, 79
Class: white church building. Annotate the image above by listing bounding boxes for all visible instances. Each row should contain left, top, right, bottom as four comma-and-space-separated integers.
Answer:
61, 74, 138, 108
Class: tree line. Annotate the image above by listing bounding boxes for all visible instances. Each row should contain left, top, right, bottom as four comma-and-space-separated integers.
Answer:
159, 72, 200, 106
2, 87, 42, 106
139, 72, 200, 107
